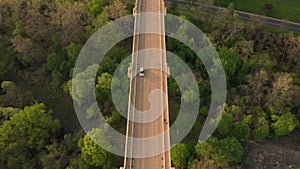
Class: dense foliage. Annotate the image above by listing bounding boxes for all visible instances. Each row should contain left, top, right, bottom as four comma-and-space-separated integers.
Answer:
0, 0, 299, 168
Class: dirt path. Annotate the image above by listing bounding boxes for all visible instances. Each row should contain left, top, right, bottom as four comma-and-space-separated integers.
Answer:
246, 131, 300, 169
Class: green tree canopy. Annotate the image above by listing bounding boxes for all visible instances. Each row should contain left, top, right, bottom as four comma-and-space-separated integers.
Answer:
96, 72, 112, 104
253, 125, 270, 141
68, 64, 99, 105
0, 103, 61, 169
271, 112, 299, 136
231, 122, 250, 142
66, 155, 89, 169
40, 132, 82, 169
171, 143, 190, 167
79, 128, 116, 169
227, 2, 235, 16
66, 43, 82, 67
87, 0, 107, 16
216, 113, 234, 135
218, 47, 242, 85
195, 137, 243, 167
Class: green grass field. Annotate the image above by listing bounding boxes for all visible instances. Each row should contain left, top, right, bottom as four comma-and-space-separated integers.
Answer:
214, 0, 300, 23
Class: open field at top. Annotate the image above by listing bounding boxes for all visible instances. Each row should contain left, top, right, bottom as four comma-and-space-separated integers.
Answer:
214, 0, 300, 23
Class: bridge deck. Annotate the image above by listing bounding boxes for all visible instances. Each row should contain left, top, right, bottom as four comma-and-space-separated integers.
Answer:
122, 0, 172, 169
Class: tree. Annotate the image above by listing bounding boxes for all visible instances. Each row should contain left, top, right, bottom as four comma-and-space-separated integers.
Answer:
79, 128, 116, 169
0, 37, 16, 80
266, 72, 294, 115
231, 122, 250, 142
173, 112, 194, 138
168, 1, 178, 15
10, 35, 34, 66
242, 71, 294, 113
98, 46, 128, 73
51, 1, 91, 46
248, 53, 276, 71
189, 159, 218, 169
227, 2, 235, 16
106, 109, 122, 124
46, 42, 82, 79
96, 72, 112, 91
218, 47, 242, 85
253, 125, 269, 141
66, 155, 89, 169
0, 81, 34, 108
85, 103, 99, 120
234, 40, 254, 57
88, 12, 110, 32
0, 103, 61, 169
216, 113, 234, 135
68, 64, 99, 106
195, 137, 215, 162
87, 0, 107, 16
181, 89, 198, 104
41, 143, 68, 169
47, 52, 66, 71
102, 0, 129, 20
5, 0, 56, 66
195, 137, 243, 167
0, 0, 23, 33
271, 112, 299, 136
96, 72, 112, 105
286, 35, 300, 67
66, 43, 82, 67
0, 107, 19, 125
40, 132, 82, 169
242, 69, 270, 106
24, 1, 54, 42
171, 143, 190, 168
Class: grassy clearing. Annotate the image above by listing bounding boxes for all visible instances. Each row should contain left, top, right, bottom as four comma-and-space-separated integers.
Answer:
214, 0, 300, 23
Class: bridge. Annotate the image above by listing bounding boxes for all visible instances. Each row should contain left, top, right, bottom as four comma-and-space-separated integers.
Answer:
121, 0, 173, 168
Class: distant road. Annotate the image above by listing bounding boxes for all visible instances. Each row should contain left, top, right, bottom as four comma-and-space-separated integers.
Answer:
170, 0, 300, 33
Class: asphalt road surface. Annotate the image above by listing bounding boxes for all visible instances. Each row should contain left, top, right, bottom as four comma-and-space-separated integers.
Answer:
122, 0, 172, 169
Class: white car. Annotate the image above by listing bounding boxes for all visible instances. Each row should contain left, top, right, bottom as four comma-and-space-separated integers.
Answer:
139, 67, 144, 77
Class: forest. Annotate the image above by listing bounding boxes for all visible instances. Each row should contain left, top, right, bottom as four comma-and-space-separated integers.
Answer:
0, 0, 299, 168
